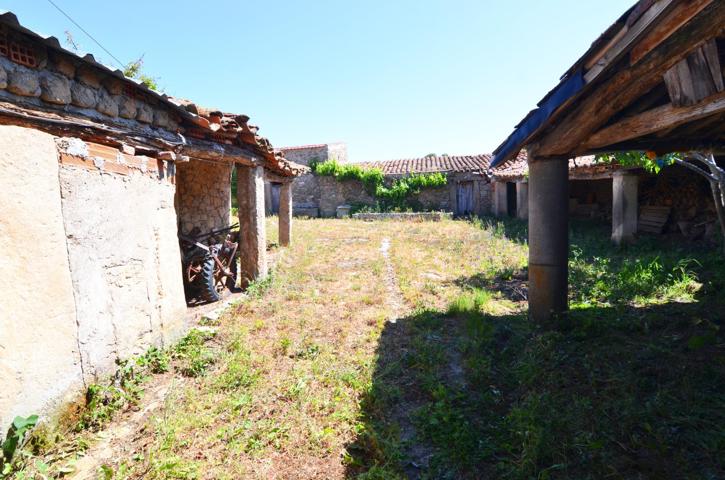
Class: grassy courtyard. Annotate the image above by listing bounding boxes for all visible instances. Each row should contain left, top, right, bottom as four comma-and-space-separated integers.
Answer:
12, 217, 725, 479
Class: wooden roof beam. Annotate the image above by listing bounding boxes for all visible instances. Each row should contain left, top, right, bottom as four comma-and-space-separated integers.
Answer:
535, 0, 725, 158
583, 89, 725, 150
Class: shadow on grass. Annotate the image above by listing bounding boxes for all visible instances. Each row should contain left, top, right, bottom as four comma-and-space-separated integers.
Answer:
345, 220, 725, 479
345, 300, 725, 480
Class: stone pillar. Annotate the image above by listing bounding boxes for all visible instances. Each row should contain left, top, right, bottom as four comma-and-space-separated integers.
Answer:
516, 181, 529, 219
279, 182, 292, 246
528, 157, 569, 326
611, 171, 638, 245
494, 181, 510, 217
236, 165, 268, 285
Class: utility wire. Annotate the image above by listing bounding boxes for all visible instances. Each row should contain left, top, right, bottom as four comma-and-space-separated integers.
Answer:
44, 0, 126, 69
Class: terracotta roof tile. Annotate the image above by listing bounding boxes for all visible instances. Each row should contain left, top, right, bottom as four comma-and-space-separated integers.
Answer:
358, 154, 493, 175
491, 154, 614, 180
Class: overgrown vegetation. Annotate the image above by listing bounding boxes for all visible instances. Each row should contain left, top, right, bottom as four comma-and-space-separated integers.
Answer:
348, 217, 725, 479
311, 159, 447, 211
12, 217, 725, 479
122, 55, 161, 91
4, 328, 218, 478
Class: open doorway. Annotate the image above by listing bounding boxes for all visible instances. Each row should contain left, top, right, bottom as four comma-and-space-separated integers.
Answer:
506, 182, 517, 217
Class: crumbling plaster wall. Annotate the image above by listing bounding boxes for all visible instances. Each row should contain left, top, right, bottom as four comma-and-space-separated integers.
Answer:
0, 126, 80, 429
0, 127, 189, 428
175, 161, 232, 235
58, 163, 187, 378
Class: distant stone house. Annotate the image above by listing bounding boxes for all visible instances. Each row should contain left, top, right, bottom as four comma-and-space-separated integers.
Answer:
275, 145, 502, 217
491, 154, 717, 243
271, 142, 348, 216
0, 12, 305, 429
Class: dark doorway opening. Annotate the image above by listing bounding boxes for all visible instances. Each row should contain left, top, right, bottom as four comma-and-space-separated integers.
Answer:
270, 183, 282, 214
506, 182, 517, 217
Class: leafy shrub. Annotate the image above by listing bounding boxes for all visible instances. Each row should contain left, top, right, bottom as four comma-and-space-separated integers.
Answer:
1, 415, 38, 474
173, 329, 217, 377
311, 159, 447, 210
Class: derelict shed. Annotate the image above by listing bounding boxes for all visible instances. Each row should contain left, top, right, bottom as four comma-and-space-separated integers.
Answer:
0, 11, 305, 428
491, 0, 725, 324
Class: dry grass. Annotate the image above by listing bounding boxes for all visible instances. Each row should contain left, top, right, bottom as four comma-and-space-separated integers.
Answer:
83, 217, 526, 479
12, 217, 723, 480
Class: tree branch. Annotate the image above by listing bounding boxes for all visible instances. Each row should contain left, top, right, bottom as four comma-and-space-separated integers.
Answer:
673, 158, 718, 182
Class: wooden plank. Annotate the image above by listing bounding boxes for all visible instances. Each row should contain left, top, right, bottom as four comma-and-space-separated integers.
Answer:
584, 0, 675, 83
537, 0, 725, 158
687, 46, 718, 101
585, 25, 629, 70
642, 211, 671, 217
583, 89, 725, 150
630, 0, 714, 64
664, 56, 699, 106
702, 38, 724, 92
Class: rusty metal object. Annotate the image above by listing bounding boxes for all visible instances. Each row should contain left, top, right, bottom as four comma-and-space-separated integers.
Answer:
179, 223, 240, 303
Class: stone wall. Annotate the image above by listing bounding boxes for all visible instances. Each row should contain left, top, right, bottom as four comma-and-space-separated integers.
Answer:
0, 52, 181, 136
318, 176, 376, 216
0, 126, 188, 428
326, 142, 349, 163
176, 161, 233, 234
312, 171, 492, 217
277, 144, 348, 215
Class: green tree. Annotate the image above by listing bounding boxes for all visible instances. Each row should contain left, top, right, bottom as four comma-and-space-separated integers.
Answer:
598, 151, 725, 253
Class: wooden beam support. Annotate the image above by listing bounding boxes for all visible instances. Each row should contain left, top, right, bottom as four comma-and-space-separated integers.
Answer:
630, 0, 713, 64
583, 89, 725, 150
536, 0, 725, 158
584, 0, 676, 83
664, 39, 724, 107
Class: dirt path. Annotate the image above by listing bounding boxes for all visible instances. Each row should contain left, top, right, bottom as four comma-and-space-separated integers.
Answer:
70, 377, 183, 479
379, 237, 405, 322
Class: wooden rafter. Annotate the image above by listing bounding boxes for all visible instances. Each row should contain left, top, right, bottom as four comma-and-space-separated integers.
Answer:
535, 0, 725, 158
583, 89, 725, 150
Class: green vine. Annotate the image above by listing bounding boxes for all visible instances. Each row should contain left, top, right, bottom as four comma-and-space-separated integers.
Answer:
311, 159, 447, 210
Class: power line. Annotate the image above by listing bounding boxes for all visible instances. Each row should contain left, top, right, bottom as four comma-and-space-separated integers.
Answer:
44, 0, 126, 69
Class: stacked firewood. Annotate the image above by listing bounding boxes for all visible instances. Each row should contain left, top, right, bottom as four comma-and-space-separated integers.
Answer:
639, 167, 717, 238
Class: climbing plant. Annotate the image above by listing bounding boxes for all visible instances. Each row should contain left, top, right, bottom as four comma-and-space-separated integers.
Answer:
310, 159, 447, 210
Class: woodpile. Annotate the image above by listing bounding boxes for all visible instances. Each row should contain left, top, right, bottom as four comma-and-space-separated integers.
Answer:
639, 166, 717, 238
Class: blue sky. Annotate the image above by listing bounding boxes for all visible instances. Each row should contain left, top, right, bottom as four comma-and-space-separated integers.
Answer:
3, 0, 633, 162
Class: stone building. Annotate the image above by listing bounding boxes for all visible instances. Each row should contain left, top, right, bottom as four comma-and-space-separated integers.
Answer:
0, 12, 305, 429
270, 142, 349, 216
491, 154, 717, 244
275, 149, 499, 217
489, 0, 724, 322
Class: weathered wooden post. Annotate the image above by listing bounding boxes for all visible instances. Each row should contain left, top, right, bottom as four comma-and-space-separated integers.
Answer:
528, 155, 569, 325
611, 171, 638, 245
236, 165, 268, 285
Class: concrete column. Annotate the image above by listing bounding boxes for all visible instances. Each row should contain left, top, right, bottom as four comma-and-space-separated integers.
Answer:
279, 182, 292, 246
516, 181, 529, 219
493, 182, 508, 217
611, 172, 638, 245
528, 157, 569, 326
236, 165, 268, 286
